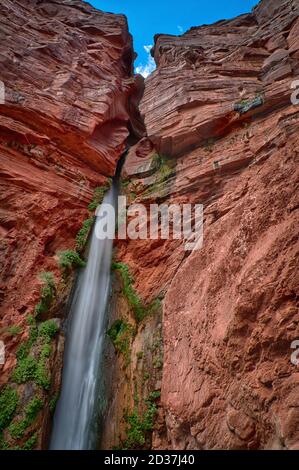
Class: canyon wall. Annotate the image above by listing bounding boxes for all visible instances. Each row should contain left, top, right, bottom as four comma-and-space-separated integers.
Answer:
0, 0, 143, 449
112, 0, 299, 450
0, 0, 298, 452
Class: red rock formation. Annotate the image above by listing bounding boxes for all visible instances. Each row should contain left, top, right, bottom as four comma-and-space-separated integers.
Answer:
0, 0, 143, 385
117, 0, 299, 450
1, 0, 298, 452
142, 0, 299, 158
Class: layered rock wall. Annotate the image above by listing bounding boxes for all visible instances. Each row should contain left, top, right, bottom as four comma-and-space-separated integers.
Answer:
0, 0, 143, 449
1, 0, 298, 452
115, 0, 299, 450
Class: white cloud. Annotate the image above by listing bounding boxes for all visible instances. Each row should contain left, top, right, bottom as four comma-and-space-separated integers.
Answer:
135, 44, 156, 78
177, 25, 184, 34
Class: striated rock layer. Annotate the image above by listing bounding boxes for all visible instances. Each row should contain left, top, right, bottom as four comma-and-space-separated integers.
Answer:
0, 0, 144, 449
116, 0, 299, 450
142, 0, 299, 159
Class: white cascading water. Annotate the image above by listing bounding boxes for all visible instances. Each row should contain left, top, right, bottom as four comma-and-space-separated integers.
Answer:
50, 185, 116, 450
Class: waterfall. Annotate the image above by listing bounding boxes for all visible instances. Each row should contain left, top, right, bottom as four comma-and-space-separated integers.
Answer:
50, 184, 117, 450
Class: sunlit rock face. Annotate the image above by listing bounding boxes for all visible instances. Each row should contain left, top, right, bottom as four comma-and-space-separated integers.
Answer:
0, 0, 144, 385
118, 0, 299, 450
1, 0, 299, 452
141, 0, 299, 158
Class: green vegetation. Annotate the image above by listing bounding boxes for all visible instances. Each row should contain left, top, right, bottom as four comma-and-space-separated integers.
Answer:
12, 356, 38, 384
1, 292, 59, 447
129, 192, 137, 202
121, 180, 130, 189
153, 357, 163, 370
22, 433, 37, 450
107, 320, 133, 366
13, 348, 51, 389
157, 156, 175, 182
88, 180, 112, 212
151, 330, 164, 371
49, 393, 59, 414
141, 154, 176, 198
76, 217, 95, 252
136, 351, 143, 361
112, 262, 161, 323
56, 181, 111, 274
35, 272, 56, 317
13, 319, 58, 390
238, 99, 250, 106
15, 321, 38, 362
38, 320, 58, 340
0, 431, 37, 451
27, 315, 36, 326
0, 387, 19, 432
35, 342, 52, 390
124, 410, 146, 448
58, 250, 86, 272
147, 298, 162, 316
14, 318, 39, 383
112, 262, 144, 321
148, 390, 161, 401
0, 433, 10, 450
234, 95, 264, 115
5, 325, 22, 336
16, 343, 30, 362
9, 397, 42, 439
123, 394, 159, 449
152, 154, 175, 182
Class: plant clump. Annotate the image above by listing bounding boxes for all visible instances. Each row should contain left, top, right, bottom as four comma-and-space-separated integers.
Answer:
5, 325, 22, 336
123, 394, 159, 449
12, 318, 58, 390
112, 262, 145, 322
107, 320, 133, 366
57, 250, 86, 272
9, 397, 43, 439
75, 217, 95, 252
234, 95, 264, 115
35, 272, 56, 317
0, 387, 19, 432
88, 180, 112, 212
38, 320, 59, 340
112, 263, 161, 323
152, 154, 175, 182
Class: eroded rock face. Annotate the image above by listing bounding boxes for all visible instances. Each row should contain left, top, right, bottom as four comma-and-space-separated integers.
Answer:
1, 0, 298, 452
0, 0, 141, 355
117, 0, 299, 450
141, 0, 299, 158
0, 0, 143, 448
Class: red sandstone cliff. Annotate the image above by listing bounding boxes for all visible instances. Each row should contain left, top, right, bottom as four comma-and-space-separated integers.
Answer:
0, 0, 299, 452
0, 0, 143, 449
116, 0, 299, 450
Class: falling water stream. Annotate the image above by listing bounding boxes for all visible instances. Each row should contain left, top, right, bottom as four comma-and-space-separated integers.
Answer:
50, 184, 117, 450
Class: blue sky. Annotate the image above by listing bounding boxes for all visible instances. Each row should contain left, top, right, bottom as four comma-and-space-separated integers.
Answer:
89, 0, 258, 76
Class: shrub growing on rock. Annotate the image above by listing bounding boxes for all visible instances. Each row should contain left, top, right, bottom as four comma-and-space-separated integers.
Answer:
57, 250, 86, 271
0, 387, 19, 432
